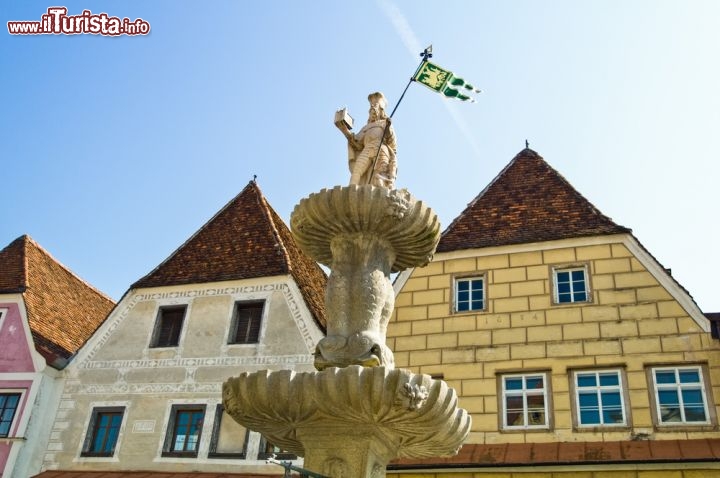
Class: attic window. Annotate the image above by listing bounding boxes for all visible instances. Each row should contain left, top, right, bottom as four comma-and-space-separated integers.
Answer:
552, 266, 590, 304
228, 301, 264, 344
150, 305, 187, 348
454, 276, 485, 313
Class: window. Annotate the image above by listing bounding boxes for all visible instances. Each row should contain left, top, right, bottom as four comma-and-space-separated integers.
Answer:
651, 366, 711, 425
228, 301, 264, 344
553, 267, 589, 303
209, 405, 248, 458
258, 436, 296, 460
0, 393, 21, 438
573, 370, 626, 427
163, 405, 206, 457
81, 407, 125, 457
151, 305, 187, 348
501, 373, 549, 429
454, 276, 485, 312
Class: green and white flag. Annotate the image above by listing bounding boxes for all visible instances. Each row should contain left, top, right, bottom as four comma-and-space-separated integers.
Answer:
413, 60, 481, 102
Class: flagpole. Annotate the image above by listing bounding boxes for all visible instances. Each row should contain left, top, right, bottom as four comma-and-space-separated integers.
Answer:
366, 45, 433, 185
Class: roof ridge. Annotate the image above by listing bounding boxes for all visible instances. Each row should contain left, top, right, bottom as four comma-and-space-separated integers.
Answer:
21, 235, 30, 288
253, 180, 293, 274
22, 235, 115, 304
440, 149, 523, 238
131, 180, 268, 289
437, 148, 630, 252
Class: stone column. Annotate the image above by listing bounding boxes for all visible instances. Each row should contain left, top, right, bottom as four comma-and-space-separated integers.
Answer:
289, 185, 440, 370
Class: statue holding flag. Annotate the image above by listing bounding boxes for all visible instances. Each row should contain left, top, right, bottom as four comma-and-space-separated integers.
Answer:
335, 92, 397, 189
333, 47, 479, 191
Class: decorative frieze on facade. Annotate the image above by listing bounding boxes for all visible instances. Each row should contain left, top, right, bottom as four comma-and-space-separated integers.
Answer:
82, 281, 320, 364
80, 354, 314, 371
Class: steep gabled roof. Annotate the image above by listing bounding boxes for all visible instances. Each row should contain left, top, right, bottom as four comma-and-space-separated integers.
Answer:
390, 439, 720, 469
0, 235, 115, 368
132, 181, 327, 331
34, 472, 282, 478
437, 148, 630, 253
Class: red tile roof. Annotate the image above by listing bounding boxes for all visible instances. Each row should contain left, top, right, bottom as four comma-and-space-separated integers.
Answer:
389, 439, 720, 469
131, 181, 327, 331
437, 148, 630, 253
33, 473, 285, 478
30, 439, 720, 476
0, 235, 115, 368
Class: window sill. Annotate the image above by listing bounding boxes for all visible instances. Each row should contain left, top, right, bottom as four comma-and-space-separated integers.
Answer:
161, 451, 200, 458
451, 309, 486, 316
0, 436, 26, 443
550, 300, 592, 307
654, 423, 716, 432
208, 452, 246, 459
573, 425, 631, 432
258, 453, 297, 460
500, 427, 552, 433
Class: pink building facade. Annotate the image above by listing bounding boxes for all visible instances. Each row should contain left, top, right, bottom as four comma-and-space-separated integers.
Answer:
0, 301, 62, 478
0, 236, 115, 477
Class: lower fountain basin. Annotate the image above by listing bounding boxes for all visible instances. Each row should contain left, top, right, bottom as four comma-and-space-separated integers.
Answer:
222, 365, 470, 460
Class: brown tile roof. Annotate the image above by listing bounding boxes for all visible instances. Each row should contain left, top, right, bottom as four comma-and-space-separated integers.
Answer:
131, 181, 327, 331
437, 148, 631, 253
389, 439, 720, 469
0, 235, 115, 368
706, 312, 720, 339
30, 439, 720, 476
33, 473, 285, 478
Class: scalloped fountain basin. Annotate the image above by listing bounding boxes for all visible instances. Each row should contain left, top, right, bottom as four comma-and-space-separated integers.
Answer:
223, 366, 470, 475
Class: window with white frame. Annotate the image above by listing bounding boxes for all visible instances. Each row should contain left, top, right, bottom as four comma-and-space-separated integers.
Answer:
228, 301, 264, 344
501, 373, 549, 429
208, 404, 248, 458
574, 370, 626, 427
150, 305, 187, 348
0, 393, 21, 438
553, 266, 589, 303
162, 404, 206, 457
651, 366, 711, 425
454, 276, 485, 312
81, 406, 125, 457
258, 436, 297, 460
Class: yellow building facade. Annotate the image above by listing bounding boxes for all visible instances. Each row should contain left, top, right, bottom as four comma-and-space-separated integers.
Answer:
386, 149, 720, 477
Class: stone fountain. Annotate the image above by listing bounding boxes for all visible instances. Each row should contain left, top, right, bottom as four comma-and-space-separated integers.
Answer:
223, 93, 470, 477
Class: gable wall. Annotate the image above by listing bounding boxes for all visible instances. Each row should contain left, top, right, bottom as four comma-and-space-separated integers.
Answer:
388, 234, 720, 445
0, 302, 35, 373
43, 276, 323, 474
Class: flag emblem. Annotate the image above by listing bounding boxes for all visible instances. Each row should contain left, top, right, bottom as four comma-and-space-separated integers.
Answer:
414, 61, 481, 102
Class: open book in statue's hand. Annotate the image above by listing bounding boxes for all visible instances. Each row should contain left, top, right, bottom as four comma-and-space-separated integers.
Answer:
334, 108, 354, 130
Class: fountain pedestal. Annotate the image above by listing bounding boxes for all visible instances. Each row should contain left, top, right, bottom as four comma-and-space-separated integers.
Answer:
223, 186, 470, 477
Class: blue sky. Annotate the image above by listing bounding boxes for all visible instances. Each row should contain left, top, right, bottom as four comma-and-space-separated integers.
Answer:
1, 1, 719, 311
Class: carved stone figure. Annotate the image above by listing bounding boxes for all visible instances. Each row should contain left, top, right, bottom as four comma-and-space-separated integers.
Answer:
222, 98, 470, 477
290, 186, 440, 370
336, 92, 397, 189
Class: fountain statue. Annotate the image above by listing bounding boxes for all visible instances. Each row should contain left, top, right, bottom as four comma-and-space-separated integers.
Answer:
223, 93, 470, 477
